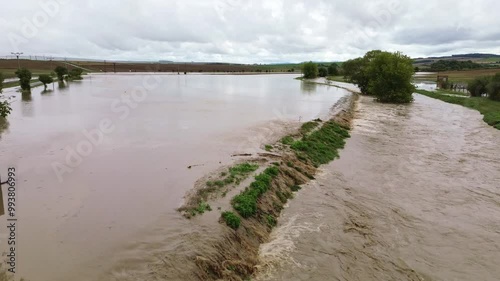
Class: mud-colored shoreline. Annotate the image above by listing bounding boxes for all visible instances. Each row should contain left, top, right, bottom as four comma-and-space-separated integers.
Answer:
179, 90, 359, 280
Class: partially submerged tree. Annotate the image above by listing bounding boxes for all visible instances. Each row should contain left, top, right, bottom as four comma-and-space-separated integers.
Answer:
0, 73, 12, 118
302, 61, 318, 79
344, 50, 415, 103
15, 68, 32, 92
68, 68, 83, 80
54, 66, 68, 81
39, 74, 54, 90
366, 51, 415, 103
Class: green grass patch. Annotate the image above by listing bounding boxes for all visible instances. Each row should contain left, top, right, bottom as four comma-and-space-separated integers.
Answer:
206, 162, 259, 188
300, 121, 320, 135
281, 136, 294, 145
221, 211, 241, 230
416, 89, 500, 129
291, 185, 301, 192
291, 121, 350, 166
265, 144, 273, 151
266, 214, 277, 227
232, 167, 280, 218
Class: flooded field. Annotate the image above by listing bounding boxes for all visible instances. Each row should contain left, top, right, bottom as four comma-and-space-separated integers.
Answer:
257, 94, 500, 281
0, 74, 348, 281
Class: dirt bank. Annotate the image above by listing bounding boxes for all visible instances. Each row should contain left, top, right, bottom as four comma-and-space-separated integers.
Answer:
181, 93, 358, 281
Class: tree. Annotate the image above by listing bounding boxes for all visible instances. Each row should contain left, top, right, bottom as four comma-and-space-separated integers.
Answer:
39, 74, 54, 90
54, 66, 68, 81
467, 76, 490, 97
15, 68, 32, 92
318, 67, 328, 77
328, 63, 339, 76
68, 68, 83, 80
0, 72, 3, 93
302, 62, 318, 79
487, 73, 500, 101
0, 73, 11, 118
365, 51, 415, 103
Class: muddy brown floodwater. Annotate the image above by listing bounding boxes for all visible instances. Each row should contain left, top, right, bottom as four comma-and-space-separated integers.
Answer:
0, 74, 347, 281
256, 94, 500, 281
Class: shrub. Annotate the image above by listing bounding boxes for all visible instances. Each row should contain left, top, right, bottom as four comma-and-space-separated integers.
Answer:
38, 74, 54, 90
54, 66, 68, 81
15, 68, 32, 91
328, 63, 339, 76
302, 62, 318, 79
222, 211, 241, 229
318, 67, 328, 77
467, 76, 490, 97
487, 73, 500, 101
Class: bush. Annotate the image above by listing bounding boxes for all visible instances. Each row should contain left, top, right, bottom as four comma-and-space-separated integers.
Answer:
15, 68, 32, 92
302, 62, 318, 79
328, 63, 339, 76
487, 73, 500, 101
467, 76, 490, 97
68, 68, 83, 80
222, 211, 241, 229
54, 66, 68, 81
318, 67, 328, 77
39, 74, 54, 90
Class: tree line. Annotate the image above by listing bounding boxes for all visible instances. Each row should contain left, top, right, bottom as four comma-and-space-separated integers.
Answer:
0, 66, 84, 118
430, 60, 483, 72
301, 50, 415, 104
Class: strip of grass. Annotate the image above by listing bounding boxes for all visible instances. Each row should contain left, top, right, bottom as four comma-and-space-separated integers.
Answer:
290, 121, 350, 167
416, 89, 500, 130
231, 166, 280, 219
207, 162, 259, 188
300, 121, 320, 135
327, 76, 348, 83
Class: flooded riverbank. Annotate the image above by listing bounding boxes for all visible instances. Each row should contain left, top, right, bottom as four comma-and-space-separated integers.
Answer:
256, 93, 500, 281
0, 74, 348, 281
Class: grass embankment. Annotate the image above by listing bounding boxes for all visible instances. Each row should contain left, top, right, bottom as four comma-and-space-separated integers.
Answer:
210, 119, 351, 280
179, 162, 259, 218
327, 76, 348, 83
416, 89, 500, 130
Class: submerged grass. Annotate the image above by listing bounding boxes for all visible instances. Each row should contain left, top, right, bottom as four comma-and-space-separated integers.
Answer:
416, 89, 500, 130
300, 121, 320, 135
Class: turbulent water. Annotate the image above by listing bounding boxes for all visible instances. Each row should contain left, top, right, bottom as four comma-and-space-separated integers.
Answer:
257, 94, 500, 281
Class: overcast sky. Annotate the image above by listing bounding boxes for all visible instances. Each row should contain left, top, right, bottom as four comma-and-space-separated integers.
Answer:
1, 0, 499, 63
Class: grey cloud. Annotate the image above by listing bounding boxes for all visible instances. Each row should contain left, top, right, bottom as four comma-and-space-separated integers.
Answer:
0, 0, 499, 63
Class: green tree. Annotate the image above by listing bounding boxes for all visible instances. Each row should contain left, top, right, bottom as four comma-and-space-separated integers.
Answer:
0, 73, 3, 93
318, 67, 328, 77
302, 62, 318, 79
487, 73, 500, 101
366, 51, 415, 103
328, 63, 339, 76
342, 51, 383, 95
68, 68, 83, 80
54, 66, 68, 81
39, 74, 54, 90
15, 68, 32, 92
467, 76, 490, 97
0, 73, 11, 118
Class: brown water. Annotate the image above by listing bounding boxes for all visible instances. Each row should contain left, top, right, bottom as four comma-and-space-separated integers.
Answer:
257, 94, 500, 281
0, 74, 347, 281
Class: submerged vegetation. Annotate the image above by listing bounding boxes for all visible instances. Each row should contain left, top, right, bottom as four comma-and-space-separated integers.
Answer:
416, 89, 500, 130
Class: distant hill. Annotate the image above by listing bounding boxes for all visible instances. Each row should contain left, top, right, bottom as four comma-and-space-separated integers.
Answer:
414, 53, 500, 69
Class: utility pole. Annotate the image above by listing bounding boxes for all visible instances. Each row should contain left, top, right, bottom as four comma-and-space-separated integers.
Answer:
11, 52, 23, 69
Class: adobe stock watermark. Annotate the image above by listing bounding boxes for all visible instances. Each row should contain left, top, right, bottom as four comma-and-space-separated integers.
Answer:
8, 0, 69, 52
353, 0, 403, 46
51, 73, 163, 182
